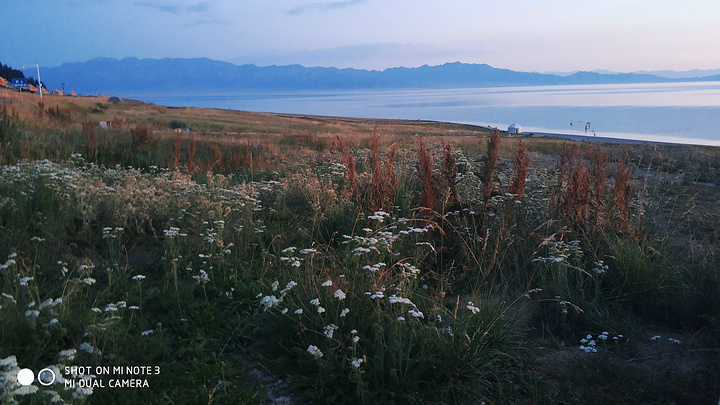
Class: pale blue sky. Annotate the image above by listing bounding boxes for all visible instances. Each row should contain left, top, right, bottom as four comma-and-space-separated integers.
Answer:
2, 0, 719, 72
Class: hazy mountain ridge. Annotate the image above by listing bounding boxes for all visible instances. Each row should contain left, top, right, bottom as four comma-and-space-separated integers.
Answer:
26, 57, 720, 95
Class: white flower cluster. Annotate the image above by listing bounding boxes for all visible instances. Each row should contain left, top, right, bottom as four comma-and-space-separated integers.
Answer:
323, 324, 338, 339
163, 226, 187, 238
193, 270, 210, 285
387, 294, 424, 319
280, 247, 303, 267
307, 344, 323, 358
362, 262, 386, 272
101, 227, 124, 239
591, 260, 609, 274
532, 240, 583, 264
579, 331, 624, 353
0, 253, 17, 271
258, 280, 298, 311
367, 210, 391, 222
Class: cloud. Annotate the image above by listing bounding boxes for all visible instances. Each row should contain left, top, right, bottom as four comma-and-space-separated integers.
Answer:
187, 2, 210, 13
134, 1, 210, 14
287, 0, 365, 16
134, 1, 181, 14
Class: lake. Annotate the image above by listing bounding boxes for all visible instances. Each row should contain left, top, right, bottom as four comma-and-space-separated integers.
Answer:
133, 82, 720, 146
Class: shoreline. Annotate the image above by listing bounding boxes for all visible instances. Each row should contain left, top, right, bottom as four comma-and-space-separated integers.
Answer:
527, 132, 680, 145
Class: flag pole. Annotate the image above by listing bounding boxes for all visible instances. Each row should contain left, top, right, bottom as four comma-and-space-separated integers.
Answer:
36, 64, 43, 100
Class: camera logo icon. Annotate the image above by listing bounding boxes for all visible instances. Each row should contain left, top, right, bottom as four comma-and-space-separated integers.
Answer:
16, 367, 56, 386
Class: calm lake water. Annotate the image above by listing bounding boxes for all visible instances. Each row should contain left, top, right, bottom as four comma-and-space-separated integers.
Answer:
134, 82, 720, 146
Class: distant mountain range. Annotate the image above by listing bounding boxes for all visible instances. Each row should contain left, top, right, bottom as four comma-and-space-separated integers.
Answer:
25, 57, 720, 96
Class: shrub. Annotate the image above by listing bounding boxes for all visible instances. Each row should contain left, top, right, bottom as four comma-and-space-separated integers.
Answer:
168, 119, 187, 130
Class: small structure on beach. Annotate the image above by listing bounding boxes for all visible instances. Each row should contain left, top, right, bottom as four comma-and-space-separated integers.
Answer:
508, 123, 522, 135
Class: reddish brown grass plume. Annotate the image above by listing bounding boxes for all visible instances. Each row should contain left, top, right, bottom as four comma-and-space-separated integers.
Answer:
586, 144, 609, 229
552, 142, 590, 227
187, 135, 196, 173
82, 121, 97, 158
370, 131, 398, 211
168, 132, 180, 170
508, 140, 530, 198
211, 145, 223, 172
440, 139, 461, 207
612, 146, 634, 231
415, 134, 436, 214
337, 135, 360, 205
131, 123, 153, 151
483, 128, 502, 203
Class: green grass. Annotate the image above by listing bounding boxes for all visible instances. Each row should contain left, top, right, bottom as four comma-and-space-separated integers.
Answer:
0, 100, 718, 403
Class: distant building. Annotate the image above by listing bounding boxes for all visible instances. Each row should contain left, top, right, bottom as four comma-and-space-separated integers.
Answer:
508, 123, 522, 134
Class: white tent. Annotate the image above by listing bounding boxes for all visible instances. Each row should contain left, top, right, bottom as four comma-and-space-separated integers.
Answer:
508, 123, 522, 134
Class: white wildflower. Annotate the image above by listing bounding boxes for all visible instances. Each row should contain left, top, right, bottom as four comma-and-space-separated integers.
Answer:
280, 281, 297, 294
388, 295, 414, 305
260, 295, 280, 311
466, 301, 480, 314
13, 385, 39, 395
0, 355, 18, 367
132, 274, 146, 281
19, 276, 33, 286
340, 308, 350, 317
408, 308, 424, 318
79, 342, 95, 354
351, 358, 364, 368
307, 344, 323, 358
0, 258, 17, 270
73, 386, 94, 398
271, 280, 279, 291
334, 289, 346, 300
59, 349, 77, 361
323, 324, 338, 339
370, 291, 384, 299
193, 270, 209, 284
321, 279, 333, 287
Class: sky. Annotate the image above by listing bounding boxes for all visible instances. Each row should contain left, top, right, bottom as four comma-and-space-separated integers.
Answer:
2, 0, 719, 73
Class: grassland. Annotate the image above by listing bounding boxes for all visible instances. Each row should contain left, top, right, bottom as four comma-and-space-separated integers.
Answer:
1, 93, 719, 404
